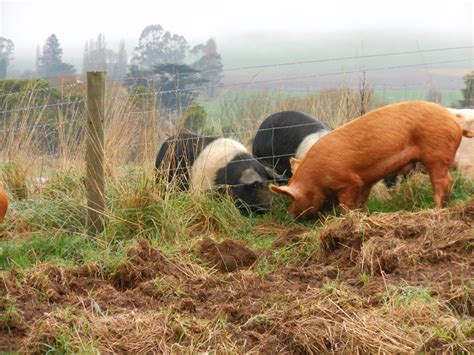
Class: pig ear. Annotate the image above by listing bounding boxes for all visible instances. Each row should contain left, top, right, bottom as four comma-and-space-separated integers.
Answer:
290, 157, 301, 174
269, 183, 296, 200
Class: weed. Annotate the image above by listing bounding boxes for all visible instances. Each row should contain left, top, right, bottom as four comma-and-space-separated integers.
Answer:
383, 285, 436, 309
151, 277, 186, 300
323, 281, 339, 296
255, 257, 276, 278
0, 295, 23, 331
359, 273, 370, 283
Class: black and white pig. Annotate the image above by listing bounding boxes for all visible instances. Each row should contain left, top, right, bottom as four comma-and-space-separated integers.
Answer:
155, 132, 280, 213
252, 111, 331, 179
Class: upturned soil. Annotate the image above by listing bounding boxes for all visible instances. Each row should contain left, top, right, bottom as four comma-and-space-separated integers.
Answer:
1, 200, 473, 353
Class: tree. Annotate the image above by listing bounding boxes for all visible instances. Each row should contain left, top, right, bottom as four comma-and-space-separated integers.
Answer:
459, 71, 474, 107
83, 35, 128, 82
132, 25, 189, 69
37, 34, 75, 79
114, 40, 128, 83
125, 65, 154, 88
35, 45, 41, 76
125, 63, 206, 111
83, 34, 109, 72
191, 38, 223, 98
153, 63, 206, 111
0, 37, 15, 79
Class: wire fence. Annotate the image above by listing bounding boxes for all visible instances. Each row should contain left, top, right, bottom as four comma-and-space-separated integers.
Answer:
0, 46, 472, 177
0, 45, 471, 101
117, 45, 474, 81
0, 47, 472, 228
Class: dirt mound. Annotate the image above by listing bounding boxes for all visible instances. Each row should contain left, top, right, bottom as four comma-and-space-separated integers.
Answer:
199, 237, 257, 272
0, 244, 180, 351
451, 197, 474, 221
319, 200, 473, 274
273, 226, 308, 248
111, 239, 178, 290
22, 265, 70, 302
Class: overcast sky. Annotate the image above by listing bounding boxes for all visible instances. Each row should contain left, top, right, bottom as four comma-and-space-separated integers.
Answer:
1, 0, 473, 69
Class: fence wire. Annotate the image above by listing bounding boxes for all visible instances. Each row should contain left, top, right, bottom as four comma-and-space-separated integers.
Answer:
105, 58, 473, 100
0, 53, 472, 176
0, 44, 471, 105
106, 45, 474, 81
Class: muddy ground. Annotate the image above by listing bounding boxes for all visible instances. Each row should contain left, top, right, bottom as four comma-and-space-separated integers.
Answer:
1, 200, 473, 353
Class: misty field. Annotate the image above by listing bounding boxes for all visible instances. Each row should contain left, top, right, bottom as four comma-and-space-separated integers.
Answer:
0, 84, 473, 353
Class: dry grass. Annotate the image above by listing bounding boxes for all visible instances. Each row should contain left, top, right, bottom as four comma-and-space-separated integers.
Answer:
319, 199, 473, 274
276, 87, 383, 129
22, 308, 242, 354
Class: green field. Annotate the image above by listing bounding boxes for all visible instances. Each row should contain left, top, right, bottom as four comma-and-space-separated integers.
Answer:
374, 88, 462, 107
200, 88, 464, 122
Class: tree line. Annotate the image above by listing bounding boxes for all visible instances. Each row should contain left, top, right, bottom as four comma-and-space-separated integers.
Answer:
1, 24, 223, 106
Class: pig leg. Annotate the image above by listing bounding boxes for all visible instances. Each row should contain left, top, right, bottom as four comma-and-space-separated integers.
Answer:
439, 171, 453, 206
357, 184, 374, 208
425, 162, 452, 208
337, 186, 361, 211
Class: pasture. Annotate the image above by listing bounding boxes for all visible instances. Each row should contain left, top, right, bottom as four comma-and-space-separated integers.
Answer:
0, 84, 473, 353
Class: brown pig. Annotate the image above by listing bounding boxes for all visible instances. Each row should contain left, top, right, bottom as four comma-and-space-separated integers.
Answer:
270, 101, 474, 219
0, 185, 8, 223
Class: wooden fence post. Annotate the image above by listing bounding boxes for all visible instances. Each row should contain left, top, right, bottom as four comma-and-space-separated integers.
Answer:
86, 72, 105, 235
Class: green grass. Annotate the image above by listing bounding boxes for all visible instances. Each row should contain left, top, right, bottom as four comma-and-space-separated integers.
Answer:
384, 285, 435, 307
367, 171, 474, 213
0, 233, 129, 273
31, 307, 99, 354
147, 276, 188, 301
359, 273, 370, 283
0, 168, 472, 274
0, 295, 23, 331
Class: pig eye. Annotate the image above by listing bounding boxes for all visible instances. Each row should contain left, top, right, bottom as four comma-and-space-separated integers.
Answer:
246, 181, 259, 189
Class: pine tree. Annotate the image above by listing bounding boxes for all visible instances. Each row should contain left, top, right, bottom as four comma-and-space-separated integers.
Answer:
37, 34, 75, 79
152, 63, 206, 110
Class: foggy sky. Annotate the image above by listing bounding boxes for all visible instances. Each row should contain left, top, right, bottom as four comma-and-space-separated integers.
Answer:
1, 0, 473, 70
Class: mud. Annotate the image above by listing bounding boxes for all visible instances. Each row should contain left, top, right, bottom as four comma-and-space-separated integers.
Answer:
199, 237, 257, 272
111, 239, 178, 290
